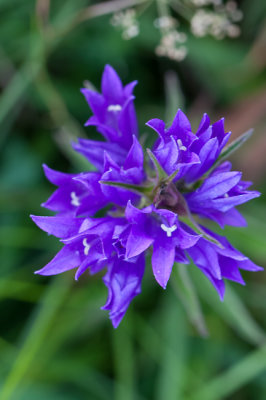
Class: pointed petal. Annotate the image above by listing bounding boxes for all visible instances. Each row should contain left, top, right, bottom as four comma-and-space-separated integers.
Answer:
168, 109, 191, 136
118, 96, 138, 142
239, 259, 263, 272
220, 257, 245, 285
72, 139, 126, 171
101, 65, 123, 103
80, 89, 105, 119
210, 191, 260, 212
188, 239, 221, 279
43, 164, 72, 186
124, 135, 144, 169
196, 113, 210, 136
31, 215, 82, 238
152, 239, 175, 289
146, 118, 165, 138
126, 224, 154, 258
124, 80, 138, 96
194, 172, 242, 201
35, 246, 80, 275
102, 255, 145, 328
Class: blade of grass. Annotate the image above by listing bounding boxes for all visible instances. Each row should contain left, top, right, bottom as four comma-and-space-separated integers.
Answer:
155, 291, 188, 400
0, 275, 72, 400
0, 279, 45, 302
171, 263, 209, 337
132, 313, 204, 390
191, 266, 266, 345
46, 358, 114, 400
0, 63, 40, 146
186, 343, 266, 400
112, 314, 137, 400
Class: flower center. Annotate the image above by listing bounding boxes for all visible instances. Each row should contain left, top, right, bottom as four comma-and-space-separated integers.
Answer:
161, 223, 177, 237
70, 192, 80, 207
153, 181, 187, 215
107, 104, 122, 112
177, 139, 187, 151
83, 238, 91, 255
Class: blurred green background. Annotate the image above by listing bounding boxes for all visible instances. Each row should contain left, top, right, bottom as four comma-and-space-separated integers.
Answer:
1, 1, 266, 399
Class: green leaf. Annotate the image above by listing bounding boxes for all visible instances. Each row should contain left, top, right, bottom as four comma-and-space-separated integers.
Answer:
213, 128, 253, 169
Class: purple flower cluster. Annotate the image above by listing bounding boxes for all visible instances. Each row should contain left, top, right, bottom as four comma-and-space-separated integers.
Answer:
31, 65, 262, 328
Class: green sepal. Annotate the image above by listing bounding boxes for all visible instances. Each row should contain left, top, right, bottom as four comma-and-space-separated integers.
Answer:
146, 148, 168, 180
181, 215, 222, 247
99, 180, 153, 196
214, 128, 253, 169
165, 168, 180, 184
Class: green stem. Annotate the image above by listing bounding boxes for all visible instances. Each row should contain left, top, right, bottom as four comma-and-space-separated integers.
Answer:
171, 263, 208, 337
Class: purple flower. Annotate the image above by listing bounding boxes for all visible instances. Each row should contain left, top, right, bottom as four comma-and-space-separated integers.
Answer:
41, 164, 107, 217
73, 65, 138, 170
185, 161, 260, 228
146, 110, 200, 179
123, 201, 200, 288
32, 65, 262, 328
102, 254, 145, 328
187, 226, 263, 300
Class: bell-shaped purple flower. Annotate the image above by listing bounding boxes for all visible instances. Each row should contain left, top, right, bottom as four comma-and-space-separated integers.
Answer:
187, 226, 263, 300
32, 65, 262, 329
185, 161, 260, 227
147, 109, 200, 179
41, 164, 107, 217
102, 254, 145, 328
123, 201, 200, 288
81, 64, 138, 151
100, 135, 145, 206
181, 114, 231, 183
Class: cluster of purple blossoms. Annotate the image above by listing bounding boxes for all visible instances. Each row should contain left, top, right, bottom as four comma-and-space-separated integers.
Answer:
31, 65, 262, 328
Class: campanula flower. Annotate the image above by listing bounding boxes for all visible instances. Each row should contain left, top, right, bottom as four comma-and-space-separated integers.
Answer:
31, 65, 262, 328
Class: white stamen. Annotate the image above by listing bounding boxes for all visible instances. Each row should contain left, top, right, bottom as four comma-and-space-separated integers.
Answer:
161, 224, 177, 237
107, 104, 122, 112
224, 193, 229, 198
83, 238, 91, 256
70, 192, 80, 207
177, 139, 187, 151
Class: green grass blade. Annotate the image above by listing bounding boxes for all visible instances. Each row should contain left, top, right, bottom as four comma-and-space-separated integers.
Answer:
191, 266, 266, 345
0, 275, 72, 400
171, 264, 209, 337
187, 344, 266, 400
155, 291, 188, 400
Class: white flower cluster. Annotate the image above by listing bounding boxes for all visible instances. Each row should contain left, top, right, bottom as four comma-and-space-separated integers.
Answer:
109, 0, 242, 61
154, 15, 177, 30
110, 9, 139, 40
155, 29, 187, 61
191, 0, 242, 39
